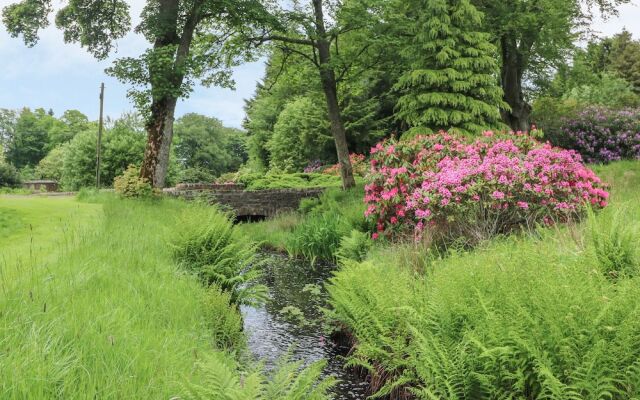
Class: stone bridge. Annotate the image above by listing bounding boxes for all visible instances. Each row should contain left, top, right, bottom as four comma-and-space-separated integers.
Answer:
164, 183, 325, 218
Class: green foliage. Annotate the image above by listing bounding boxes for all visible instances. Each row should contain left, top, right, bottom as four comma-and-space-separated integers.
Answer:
178, 167, 216, 184
267, 96, 333, 173
5, 108, 54, 168
286, 212, 350, 263
34, 144, 68, 181
326, 161, 640, 398
608, 29, 640, 93
0, 162, 21, 187
279, 305, 309, 326
336, 229, 372, 263
100, 120, 146, 183
394, 0, 508, 134
171, 206, 267, 306
244, 50, 325, 171
174, 113, 248, 178
181, 351, 335, 400
61, 117, 146, 190
237, 185, 368, 262
531, 97, 580, 147
564, 73, 640, 108
113, 165, 154, 198
201, 286, 245, 350
537, 30, 640, 121
474, 0, 628, 96
284, 187, 367, 262
46, 109, 92, 150
61, 130, 98, 190
244, 43, 395, 170
311, 186, 369, 231
235, 172, 349, 191
587, 207, 639, 279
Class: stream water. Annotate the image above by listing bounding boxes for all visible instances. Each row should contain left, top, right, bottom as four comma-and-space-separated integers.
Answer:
241, 253, 369, 399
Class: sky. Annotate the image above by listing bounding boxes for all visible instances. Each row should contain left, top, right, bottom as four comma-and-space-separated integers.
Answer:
0, 0, 639, 128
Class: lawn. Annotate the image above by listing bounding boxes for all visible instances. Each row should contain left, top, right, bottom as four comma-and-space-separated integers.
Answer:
0, 196, 102, 291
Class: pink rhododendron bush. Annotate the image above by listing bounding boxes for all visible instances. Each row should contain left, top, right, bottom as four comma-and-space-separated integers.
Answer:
365, 132, 610, 244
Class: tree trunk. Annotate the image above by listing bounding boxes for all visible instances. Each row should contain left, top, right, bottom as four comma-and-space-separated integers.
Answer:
155, 97, 177, 187
140, 97, 177, 187
139, 0, 200, 188
500, 37, 531, 132
312, 0, 356, 189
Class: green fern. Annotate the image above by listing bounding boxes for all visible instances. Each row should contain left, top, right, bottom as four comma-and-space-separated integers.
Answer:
327, 229, 640, 399
171, 205, 267, 306
180, 352, 335, 400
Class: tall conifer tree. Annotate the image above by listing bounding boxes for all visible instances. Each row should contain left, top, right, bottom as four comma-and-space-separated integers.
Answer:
394, 0, 508, 135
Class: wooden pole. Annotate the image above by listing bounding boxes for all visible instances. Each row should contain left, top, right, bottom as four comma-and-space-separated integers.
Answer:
96, 83, 104, 189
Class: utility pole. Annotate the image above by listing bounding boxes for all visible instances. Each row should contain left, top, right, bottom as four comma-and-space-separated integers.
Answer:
96, 83, 104, 189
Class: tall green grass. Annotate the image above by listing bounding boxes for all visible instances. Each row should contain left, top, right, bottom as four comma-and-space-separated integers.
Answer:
0, 196, 333, 399
326, 161, 640, 398
172, 205, 267, 306
237, 186, 369, 262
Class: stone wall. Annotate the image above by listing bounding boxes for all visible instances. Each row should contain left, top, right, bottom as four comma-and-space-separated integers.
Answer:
164, 183, 325, 217
22, 180, 59, 192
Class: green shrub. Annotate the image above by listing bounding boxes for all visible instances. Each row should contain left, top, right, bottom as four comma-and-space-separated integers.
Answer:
0, 163, 21, 187
588, 208, 639, 279
113, 165, 154, 198
299, 197, 321, 214
172, 206, 267, 306
565, 73, 640, 109
34, 144, 68, 182
336, 230, 372, 263
327, 230, 640, 398
267, 96, 333, 173
181, 351, 335, 400
178, 166, 216, 183
240, 172, 348, 190
201, 286, 245, 350
531, 97, 580, 147
314, 186, 368, 232
285, 212, 350, 263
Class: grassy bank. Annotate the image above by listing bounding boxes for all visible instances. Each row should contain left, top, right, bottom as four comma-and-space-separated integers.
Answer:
237, 186, 369, 262
325, 162, 640, 398
239, 161, 640, 398
0, 195, 331, 399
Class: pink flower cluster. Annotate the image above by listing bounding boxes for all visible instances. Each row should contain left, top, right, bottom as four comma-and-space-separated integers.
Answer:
365, 132, 609, 241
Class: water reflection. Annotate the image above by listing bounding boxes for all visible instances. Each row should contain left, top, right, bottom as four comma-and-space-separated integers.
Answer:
241, 253, 369, 399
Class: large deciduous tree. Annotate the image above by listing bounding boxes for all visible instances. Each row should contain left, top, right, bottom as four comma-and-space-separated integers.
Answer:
3, 0, 273, 187
6, 108, 54, 168
472, 0, 630, 131
173, 113, 248, 178
249, 0, 382, 189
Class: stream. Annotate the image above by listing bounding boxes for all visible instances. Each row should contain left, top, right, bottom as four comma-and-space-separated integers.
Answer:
241, 253, 369, 399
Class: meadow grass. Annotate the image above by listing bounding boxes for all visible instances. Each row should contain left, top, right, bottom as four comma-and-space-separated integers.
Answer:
0, 194, 335, 399
0, 196, 233, 399
326, 161, 640, 398
236, 186, 368, 261
0, 196, 101, 291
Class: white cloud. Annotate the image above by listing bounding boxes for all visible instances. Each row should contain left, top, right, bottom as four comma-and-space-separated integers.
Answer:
590, 1, 640, 37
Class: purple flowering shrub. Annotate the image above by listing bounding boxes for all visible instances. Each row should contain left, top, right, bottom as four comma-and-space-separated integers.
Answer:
561, 107, 640, 163
303, 160, 324, 173
365, 132, 609, 244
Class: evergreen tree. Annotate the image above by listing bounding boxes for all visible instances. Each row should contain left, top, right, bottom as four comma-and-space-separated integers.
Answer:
394, 0, 508, 135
